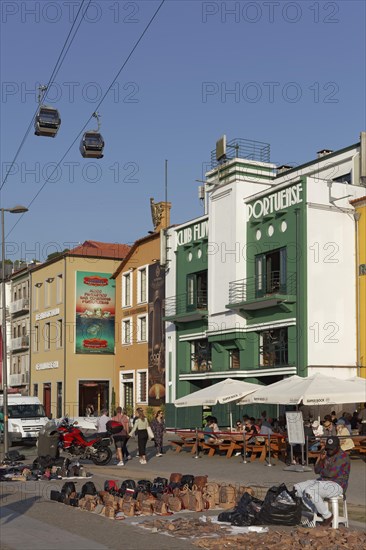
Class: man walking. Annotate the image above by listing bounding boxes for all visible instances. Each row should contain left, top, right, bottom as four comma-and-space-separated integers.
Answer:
294, 436, 350, 527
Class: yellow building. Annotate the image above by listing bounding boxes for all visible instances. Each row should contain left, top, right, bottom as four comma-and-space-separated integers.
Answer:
30, 241, 129, 418
350, 196, 366, 378
112, 202, 171, 414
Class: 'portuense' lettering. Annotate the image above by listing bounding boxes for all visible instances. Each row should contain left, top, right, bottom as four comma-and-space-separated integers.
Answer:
248, 183, 303, 220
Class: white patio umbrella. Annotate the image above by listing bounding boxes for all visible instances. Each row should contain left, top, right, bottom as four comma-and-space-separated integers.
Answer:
237, 373, 366, 406
174, 378, 262, 407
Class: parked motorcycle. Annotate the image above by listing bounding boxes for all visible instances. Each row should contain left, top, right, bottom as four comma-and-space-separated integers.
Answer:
54, 418, 112, 465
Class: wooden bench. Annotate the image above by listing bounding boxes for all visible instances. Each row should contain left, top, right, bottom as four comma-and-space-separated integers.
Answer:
168, 431, 202, 454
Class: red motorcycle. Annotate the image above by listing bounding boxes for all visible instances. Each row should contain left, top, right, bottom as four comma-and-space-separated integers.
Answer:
55, 418, 112, 466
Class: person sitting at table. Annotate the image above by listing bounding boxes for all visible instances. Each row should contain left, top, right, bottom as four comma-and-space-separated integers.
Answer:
257, 418, 273, 437
234, 419, 243, 432
323, 417, 336, 437
204, 417, 223, 444
336, 419, 355, 451
309, 420, 324, 451
244, 418, 258, 444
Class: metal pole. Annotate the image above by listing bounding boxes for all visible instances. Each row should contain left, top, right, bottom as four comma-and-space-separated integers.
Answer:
1, 209, 9, 455
242, 431, 247, 464
193, 427, 200, 459
305, 435, 309, 466
265, 433, 272, 467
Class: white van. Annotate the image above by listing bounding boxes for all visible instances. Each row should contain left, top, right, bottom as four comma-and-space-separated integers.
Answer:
0, 394, 49, 445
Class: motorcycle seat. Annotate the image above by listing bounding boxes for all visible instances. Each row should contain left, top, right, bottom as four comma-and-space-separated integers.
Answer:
81, 433, 101, 442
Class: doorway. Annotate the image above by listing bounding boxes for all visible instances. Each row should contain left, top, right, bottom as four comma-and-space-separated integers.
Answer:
43, 383, 51, 417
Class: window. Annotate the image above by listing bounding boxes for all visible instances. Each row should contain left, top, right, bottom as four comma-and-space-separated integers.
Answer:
57, 319, 63, 348
33, 383, 38, 397
57, 382, 62, 418
122, 318, 132, 345
137, 315, 147, 342
187, 270, 208, 310
34, 325, 39, 352
122, 272, 132, 307
45, 281, 51, 307
255, 248, 287, 298
229, 349, 240, 370
137, 370, 148, 403
191, 340, 212, 372
259, 328, 288, 368
137, 267, 147, 303
44, 322, 51, 350
34, 285, 40, 310
56, 274, 63, 303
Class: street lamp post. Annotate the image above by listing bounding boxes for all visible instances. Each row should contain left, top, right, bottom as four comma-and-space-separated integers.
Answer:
1, 205, 28, 454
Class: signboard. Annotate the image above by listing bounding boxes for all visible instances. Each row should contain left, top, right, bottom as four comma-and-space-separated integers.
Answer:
148, 263, 165, 406
248, 183, 303, 220
176, 220, 208, 247
285, 411, 305, 445
75, 271, 115, 354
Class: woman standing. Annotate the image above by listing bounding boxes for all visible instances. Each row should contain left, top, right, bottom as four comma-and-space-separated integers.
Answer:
113, 407, 131, 462
111, 407, 128, 466
129, 408, 150, 464
151, 410, 165, 457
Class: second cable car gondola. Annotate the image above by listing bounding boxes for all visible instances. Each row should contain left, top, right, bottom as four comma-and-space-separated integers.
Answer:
34, 85, 61, 137
80, 112, 104, 159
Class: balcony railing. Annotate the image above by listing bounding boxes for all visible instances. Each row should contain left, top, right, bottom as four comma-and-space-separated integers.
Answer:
165, 290, 208, 318
228, 272, 296, 305
11, 335, 30, 351
9, 298, 29, 314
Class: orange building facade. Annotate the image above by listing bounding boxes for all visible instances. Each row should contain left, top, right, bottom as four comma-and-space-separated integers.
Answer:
113, 202, 171, 414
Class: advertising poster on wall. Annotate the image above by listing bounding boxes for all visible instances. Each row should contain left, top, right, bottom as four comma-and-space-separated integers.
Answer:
148, 263, 165, 406
75, 271, 115, 354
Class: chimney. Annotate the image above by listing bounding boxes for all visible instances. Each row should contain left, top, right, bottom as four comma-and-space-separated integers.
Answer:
277, 164, 294, 174
317, 149, 333, 159
150, 199, 172, 232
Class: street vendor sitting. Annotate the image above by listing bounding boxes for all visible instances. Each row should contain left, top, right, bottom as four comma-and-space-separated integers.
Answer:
294, 436, 350, 527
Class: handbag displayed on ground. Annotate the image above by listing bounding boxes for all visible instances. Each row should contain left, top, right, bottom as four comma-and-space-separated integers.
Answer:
219, 484, 237, 509
257, 483, 302, 526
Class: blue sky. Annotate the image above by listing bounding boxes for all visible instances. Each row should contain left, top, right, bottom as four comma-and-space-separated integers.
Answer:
1, 0, 365, 263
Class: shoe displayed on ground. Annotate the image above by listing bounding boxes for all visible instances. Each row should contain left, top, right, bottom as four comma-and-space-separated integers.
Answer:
321, 514, 333, 527
156, 453, 163, 457
117, 461, 124, 466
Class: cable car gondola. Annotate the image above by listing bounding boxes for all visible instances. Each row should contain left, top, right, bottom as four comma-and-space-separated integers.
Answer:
34, 85, 61, 137
80, 112, 104, 159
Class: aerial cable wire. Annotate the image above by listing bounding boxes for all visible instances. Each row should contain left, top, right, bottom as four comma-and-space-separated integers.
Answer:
8, 0, 166, 237
0, 0, 90, 193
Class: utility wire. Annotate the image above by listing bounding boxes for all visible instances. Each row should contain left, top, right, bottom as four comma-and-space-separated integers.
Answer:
8, 0, 166, 237
0, 0, 90, 193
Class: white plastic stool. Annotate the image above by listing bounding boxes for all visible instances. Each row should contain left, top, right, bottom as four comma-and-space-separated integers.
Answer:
327, 495, 349, 529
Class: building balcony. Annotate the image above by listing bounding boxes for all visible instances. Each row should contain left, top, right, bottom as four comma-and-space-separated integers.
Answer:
227, 272, 296, 315
10, 335, 30, 351
9, 372, 29, 386
9, 298, 29, 315
164, 291, 208, 322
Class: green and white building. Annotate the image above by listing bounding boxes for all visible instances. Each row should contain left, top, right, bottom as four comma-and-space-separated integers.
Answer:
165, 135, 366, 427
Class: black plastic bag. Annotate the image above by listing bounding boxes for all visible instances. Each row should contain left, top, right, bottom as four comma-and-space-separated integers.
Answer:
257, 483, 302, 526
218, 493, 263, 526
217, 508, 238, 523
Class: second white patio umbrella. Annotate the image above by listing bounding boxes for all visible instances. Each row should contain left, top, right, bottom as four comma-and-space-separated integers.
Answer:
237, 373, 366, 406
174, 378, 262, 407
